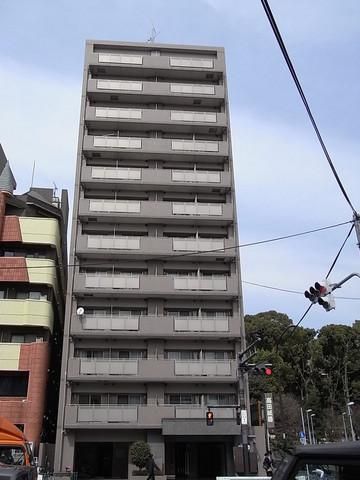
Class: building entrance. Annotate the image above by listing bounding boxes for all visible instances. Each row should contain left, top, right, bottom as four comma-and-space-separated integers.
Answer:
166, 442, 226, 480
74, 442, 128, 479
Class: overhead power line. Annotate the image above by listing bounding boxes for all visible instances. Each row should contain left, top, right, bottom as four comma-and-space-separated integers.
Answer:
261, 0, 358, 215
0, 219, 352, 271
242, 280, 360, 301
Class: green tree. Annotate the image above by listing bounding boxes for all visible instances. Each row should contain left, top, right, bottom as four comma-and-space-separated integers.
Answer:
129, 441, 151, 471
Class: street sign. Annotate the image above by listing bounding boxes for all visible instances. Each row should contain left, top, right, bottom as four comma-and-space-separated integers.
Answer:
264, 393, 274, 428
241, 409, 248, 425
299, 431, 306, 445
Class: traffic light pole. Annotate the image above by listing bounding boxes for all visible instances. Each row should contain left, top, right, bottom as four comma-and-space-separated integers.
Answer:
353, 213, 360, 251
331, 272, 360, 290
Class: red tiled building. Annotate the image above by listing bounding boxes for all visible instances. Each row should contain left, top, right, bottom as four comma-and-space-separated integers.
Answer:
0, 144, 68, 456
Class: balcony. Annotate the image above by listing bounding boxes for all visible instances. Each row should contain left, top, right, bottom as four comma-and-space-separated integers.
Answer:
80, 166, 232, 191
76, 234, 234, 260
80, 358, 138, 375
85, 106, 226, 134
88, 51, 224, 79
0, 299, 54, 332
67, 358, 237, 382
83, 273, 140, 289
76, 404, 138, 423
70, 314, 241, 340
87, 79, 225, 107
73, 273, 238, 298
64, 403, 239, 434
172, 202, 222, 216
83, 135, 228, 162
78, 199, 233, 225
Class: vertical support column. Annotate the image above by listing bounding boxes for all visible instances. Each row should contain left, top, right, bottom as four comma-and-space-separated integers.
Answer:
147, 431, 165, 475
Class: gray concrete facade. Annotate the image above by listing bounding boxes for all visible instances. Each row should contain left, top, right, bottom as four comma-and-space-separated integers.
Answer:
55, 40, 247, 479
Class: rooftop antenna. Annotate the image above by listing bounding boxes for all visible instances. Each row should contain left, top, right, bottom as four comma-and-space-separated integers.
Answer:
147, 22, 160, 43
30, 161, 36, 189
53, 182, 58, 197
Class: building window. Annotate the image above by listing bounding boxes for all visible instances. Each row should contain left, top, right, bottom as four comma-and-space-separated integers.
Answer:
206, 393, 236, 405
164, 350, 200, 360
0, 372, 29, 397
165, 393, 201, 405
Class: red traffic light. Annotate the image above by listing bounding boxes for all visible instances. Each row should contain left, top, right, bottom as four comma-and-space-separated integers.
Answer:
206, 410, 214, 426
265, 367, 272, 376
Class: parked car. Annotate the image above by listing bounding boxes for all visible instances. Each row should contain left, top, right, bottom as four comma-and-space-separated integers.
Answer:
272, 442, 360, 480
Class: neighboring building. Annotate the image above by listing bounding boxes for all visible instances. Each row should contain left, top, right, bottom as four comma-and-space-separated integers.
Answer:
55, 41, 248, 478
0, 145, 68, 454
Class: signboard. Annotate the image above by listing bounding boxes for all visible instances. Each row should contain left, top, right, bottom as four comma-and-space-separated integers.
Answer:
264, 393, 275, 428
241, 409, 248, 425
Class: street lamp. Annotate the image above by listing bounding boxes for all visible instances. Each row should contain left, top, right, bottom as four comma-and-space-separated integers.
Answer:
306, 409, 312, 445
310, 413, 316, 444
347, 402, 356, 441
342, 412, 348, 441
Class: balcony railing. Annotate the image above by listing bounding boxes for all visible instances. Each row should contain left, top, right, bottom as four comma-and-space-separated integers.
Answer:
170, 83, 215, 95
175, 406, 234, 418
171, 139, 219, 152
87, 235, 140, 250
77, 404, 138, 422
172, 237, 224, 252
170, 111, 217, 122
93, 136, 142, 149
169, 57, 214, 68
98, 53, 143, 65
81, 314, 139, 331
172, 202, 223, 216
174, 360, 231, 376
97, 79, 143, 91
95, 107, 142, 119
84, 273, 140, 289
171, 169, 221, 183
80, 358, 138, 375
78, 314, 230, 333
173, 275, 227, 291
174, 316, 229, 332
91, 166, 141, 180
89, 199, 141, 213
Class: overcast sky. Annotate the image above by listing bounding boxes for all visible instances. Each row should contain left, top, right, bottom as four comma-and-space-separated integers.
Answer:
1, 0, 359, 329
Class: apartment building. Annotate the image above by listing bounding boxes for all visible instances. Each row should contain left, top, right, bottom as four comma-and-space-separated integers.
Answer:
55, 41, 248, 479
0, 145, 68, 454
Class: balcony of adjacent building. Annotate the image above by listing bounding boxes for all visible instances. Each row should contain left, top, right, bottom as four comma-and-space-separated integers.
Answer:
87, 50, 225, 81
73, 269, 238, 299
75, 232, 236, 261
85, 105, 227, 135
87, 78, 225, 107
80, 164, 231, 192
83, 133, 228, 162
70, 309, 241, 339
0, 295, 54, 332
78, 198, 233, 225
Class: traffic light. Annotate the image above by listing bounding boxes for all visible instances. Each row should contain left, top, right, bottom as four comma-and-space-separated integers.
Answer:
253, 363, 273, 376
318, 294, 335, 312
304, 280, 335, 311
206, 410, 214, 426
